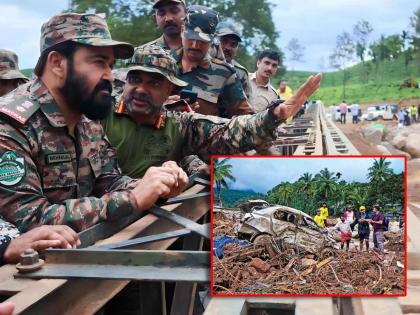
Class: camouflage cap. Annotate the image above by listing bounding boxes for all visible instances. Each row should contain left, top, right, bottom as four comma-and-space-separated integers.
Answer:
126, 45, 187, 87
183, 5, 219, 43
216, 20, 243, 42
37, 13, 134, 59
153, 0, 186, 9
0, 49, 29, 81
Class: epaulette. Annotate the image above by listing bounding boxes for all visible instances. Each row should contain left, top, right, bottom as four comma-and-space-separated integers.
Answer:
211, 58, 236, 74
0, 95, 40, 125
233, 60, 249, 74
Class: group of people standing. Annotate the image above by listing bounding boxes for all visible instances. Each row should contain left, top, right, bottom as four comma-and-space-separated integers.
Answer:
314, 203, 389, 257
398, 104, 420, 127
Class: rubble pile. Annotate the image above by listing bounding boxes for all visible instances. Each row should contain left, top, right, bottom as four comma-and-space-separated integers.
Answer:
384, 230, 404, 252
213, 214, 405, 295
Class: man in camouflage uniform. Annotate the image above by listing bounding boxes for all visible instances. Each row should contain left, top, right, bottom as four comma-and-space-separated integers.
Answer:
143, 0, 225, 60
216, 20, 251, 99
144, 0, 187, 51
0, 13, 188, 233
0, 49, 29, 97
103, 45, 322, 178
173, 5, 254, 117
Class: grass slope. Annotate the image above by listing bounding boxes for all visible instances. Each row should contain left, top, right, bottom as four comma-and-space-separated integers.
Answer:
215, 188, 263, 208
282, 55, 420, 105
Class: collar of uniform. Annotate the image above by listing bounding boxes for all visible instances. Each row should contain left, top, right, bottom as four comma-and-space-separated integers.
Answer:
249, 72, 271, 89
175, 48, 211, 73
29, 78, 68, 127
157, 35, 170, 50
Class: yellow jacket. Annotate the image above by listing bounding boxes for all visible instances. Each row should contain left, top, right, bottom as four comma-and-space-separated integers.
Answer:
314, 215, 325, 228
320, 207, 329, 220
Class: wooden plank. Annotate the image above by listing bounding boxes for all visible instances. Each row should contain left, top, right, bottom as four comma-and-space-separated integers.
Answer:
408, 270, 420, 286
295, 298, 334, 315
0, 278, 34, 296
399, 286, 420, 314
170, 226, 205, 315
204, 298, 246, 315
351, 298, 403, 315
4, 184, 209, 315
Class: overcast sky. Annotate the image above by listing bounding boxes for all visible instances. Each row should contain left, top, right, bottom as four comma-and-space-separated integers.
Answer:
219, 157, 405, 194
0, 0, 418, 71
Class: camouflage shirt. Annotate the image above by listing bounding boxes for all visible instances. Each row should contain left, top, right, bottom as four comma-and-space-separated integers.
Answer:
172, 49, 254, 118
0, 79, 137, 233
0, 217, 20, 265
102, 108, 283, 178
232, 60, 251, 99
142, 35, 176, 51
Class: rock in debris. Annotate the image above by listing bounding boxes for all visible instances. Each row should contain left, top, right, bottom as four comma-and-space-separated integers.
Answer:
249, 257, 271, 273
405, 134, 420, 158
390, 133, 407, 149
301, 258, 317, 267
362, 126, 383, 145
408, 159, 420, 175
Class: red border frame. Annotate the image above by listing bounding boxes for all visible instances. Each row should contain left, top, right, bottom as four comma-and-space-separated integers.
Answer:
209, 154, 408, 298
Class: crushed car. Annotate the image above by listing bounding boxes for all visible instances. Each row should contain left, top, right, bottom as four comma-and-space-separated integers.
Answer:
237, 205, 339, 258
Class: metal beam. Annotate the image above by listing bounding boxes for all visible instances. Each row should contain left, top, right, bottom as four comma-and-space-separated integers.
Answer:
94, 224, 209, 250
17, 250, 210, 283
158, 192, 210, 206
149, 207, 210, 239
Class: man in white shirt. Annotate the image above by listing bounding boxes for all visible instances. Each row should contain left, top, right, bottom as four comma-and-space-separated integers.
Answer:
351, 102, 360, 124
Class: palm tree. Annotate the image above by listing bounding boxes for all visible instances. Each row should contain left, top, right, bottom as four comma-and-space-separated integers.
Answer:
298, 172, 314, 198
213, 158, 236, 207
277, 183, 293, 206
367, 158, 393, 184
314, 168, 337, 200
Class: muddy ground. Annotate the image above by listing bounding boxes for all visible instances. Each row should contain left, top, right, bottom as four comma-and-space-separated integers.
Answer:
333, 100, 419, 154
212, 211, 405, 295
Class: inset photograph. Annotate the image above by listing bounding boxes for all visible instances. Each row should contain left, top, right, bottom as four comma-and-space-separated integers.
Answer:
211, 156, 406, 296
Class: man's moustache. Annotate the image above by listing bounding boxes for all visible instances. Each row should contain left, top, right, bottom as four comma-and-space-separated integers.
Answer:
93, 80, 112, 94
164, 22, 178, 28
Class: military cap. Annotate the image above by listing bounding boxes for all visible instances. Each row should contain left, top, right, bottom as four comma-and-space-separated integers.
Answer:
183, 5, 219, 43
0, 49, 29, 81
216, 20, 243, 42
126, 45, 187, 87
153, 0, 186, 9
34, 13, 134, 73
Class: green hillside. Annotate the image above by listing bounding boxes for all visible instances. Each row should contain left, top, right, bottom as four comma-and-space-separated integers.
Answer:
215, 188, 265, 208
282, 55, 420, 105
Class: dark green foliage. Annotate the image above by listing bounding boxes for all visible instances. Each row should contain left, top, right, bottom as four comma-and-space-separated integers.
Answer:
213, 188, 264, 208
220, 159, 404, 217
67, 0, 284, 74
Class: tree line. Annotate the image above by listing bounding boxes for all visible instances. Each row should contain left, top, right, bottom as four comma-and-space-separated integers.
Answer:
215, 158, 404, 216
328, 7, 420, 97
68, 0, 283, 74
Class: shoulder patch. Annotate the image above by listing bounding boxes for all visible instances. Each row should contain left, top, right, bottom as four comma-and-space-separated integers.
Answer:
233, 62, 249, 74
0, 95, 39, 124
0, 151, 26, 186
210, 58, 236, 74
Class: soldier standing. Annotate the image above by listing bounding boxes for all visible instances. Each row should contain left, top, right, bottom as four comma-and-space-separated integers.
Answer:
0, 49, 29, 97
0, 13, 188, 233
216, 20, 251, 99
144, 0, 186, 51
172, 5, 255, 117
